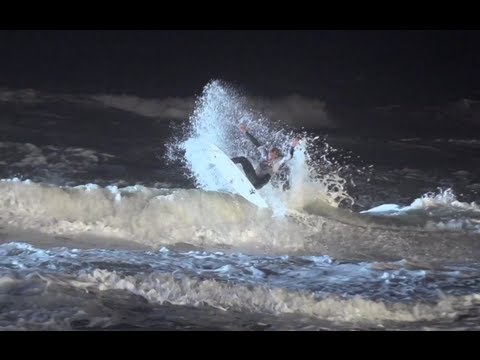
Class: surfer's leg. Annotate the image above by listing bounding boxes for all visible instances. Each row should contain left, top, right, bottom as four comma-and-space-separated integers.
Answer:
254, 174, 271, 189
231, 156, 258, 184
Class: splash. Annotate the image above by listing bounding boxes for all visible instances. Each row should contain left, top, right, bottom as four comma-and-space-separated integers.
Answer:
167, 80, 353, 213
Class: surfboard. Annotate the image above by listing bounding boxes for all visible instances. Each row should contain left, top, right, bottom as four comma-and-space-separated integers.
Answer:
183, 139, 269, 208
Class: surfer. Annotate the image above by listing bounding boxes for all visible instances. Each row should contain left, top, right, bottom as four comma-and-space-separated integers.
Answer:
232, 123, 300, 189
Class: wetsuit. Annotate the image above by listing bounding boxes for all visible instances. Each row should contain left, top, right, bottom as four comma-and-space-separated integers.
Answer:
232, 131, 295, 189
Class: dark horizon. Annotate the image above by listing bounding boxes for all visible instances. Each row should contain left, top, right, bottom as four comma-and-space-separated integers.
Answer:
1, 30, 480, 135
1, 30, 479, 100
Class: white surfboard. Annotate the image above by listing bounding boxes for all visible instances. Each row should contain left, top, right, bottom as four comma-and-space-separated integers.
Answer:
183, 139, 269, 208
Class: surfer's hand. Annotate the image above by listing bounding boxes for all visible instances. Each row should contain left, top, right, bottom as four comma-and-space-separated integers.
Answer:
291, 138, 300, 148
239, 123, 247, 134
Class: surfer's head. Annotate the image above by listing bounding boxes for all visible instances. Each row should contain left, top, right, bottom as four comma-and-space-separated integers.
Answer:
269, 147, 281, 161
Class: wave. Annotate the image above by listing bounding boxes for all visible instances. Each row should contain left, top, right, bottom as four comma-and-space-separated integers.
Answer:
88, 92, 337, 129
0, 88, 44, 104
2, 179, 480, 262
0, 141, 114, 168
361, 188, 480, 232
80, 268, 477, 324
91, 94, 195, 120
0, 87, 335, 129
446, 138, 480, 147
2, 262, 479, 329
0, 142, 116, 186
0, 178, 304, 252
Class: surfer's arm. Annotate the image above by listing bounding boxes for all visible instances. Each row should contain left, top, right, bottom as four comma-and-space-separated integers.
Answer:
239, 123, 262, 147
245, 131, 262, 147
246, 131, 270, 159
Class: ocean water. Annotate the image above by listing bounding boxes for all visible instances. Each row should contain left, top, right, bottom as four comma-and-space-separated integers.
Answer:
1, 82, 480, 330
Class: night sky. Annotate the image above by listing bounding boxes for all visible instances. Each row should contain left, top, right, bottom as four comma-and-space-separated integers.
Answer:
1, 30, 480, 133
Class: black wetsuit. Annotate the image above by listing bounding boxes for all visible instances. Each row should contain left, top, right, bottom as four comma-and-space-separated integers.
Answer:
232, 131, 295, 189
